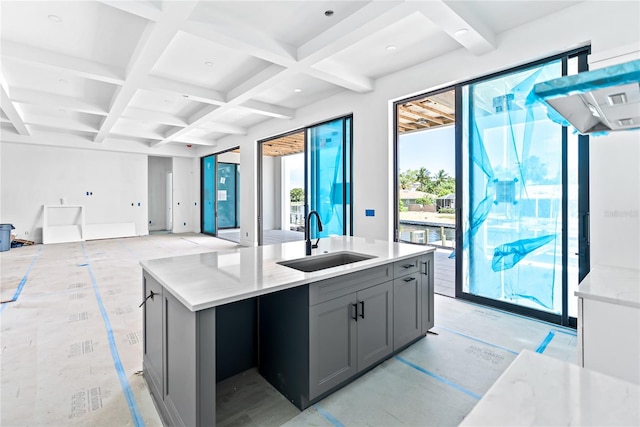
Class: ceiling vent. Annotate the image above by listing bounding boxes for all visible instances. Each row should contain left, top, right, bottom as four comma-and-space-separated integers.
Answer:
532, 59, 640, 135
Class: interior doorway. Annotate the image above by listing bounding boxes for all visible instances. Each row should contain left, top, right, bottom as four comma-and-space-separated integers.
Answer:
394, 90, 456, 297
148, 156, 173, 233
201, 147, 241, 243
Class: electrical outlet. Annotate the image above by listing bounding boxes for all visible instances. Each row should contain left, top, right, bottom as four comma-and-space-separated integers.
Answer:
24, 231, 29, 236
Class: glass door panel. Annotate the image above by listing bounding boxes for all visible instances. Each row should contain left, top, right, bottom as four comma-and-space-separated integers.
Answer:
217, 163, 237, 228
202, 155, 216, 235
307, 118, 348, 238
461, 60, 565, 314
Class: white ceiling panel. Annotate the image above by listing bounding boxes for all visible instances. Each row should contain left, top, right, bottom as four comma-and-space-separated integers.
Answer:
0, 1, 148, 68
111, 118, 175, 140
319, 13, 461, 80
129, 89, 204, 117
151, 31, 272, 92
251, 73, 343, 109
455, 1, 580, 35
1, 59, 117, 104
191, 1, 373, 47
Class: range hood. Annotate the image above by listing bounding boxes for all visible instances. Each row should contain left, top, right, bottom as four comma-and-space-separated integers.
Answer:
532, 59, 640, 135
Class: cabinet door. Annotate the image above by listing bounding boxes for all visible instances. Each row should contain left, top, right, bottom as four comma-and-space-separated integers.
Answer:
421, 253, 435, 333
309, 293, 357, 399
142, 273, 164, 398
393, 275, 421, 350
357, 281, 393, 372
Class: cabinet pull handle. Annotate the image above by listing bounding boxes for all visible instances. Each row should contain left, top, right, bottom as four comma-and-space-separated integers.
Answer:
421, 261, 428, 276
403, 277, 416, 282
352, 303, 358, 321
402, 264, 413, 269
139, 290, 157, 308
359, 301, 365, 319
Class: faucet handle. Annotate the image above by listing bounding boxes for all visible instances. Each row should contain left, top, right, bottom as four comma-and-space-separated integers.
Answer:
312, 237, 320, 249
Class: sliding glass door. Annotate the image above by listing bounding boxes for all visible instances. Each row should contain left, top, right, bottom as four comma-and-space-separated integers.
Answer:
307, 117, 352, 238
217, 163, 239, 229
458, 52, 589, 325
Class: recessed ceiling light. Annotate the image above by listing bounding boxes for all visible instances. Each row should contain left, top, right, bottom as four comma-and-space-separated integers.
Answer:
48, 14, 62, 22
454, 29, 468, 37
204, 61, 214, 67
293, 88, 302, 93
385, 45, 397, 51
182, 94, 189, 98
324, 10, 334, 17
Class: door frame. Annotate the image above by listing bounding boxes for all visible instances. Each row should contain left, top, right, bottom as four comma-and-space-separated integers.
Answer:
393, 47, 590, 326
200, 146, 240, 237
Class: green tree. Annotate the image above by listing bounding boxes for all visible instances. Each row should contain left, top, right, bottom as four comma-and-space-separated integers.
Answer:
415, 196, 434, 206
290, 188, 304, 202
415, 167, 431, 192
399, 169, 418, 190
434, 169, 450, 186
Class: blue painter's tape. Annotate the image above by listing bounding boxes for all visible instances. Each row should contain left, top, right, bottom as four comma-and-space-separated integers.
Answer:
0, 246, 43, 315
81, 243, 145, 427
551, 328, 577, 337
314, 404, 345, 427
437, 325, 519, 355
395, 356, 481, 400
535, 331, 556, 354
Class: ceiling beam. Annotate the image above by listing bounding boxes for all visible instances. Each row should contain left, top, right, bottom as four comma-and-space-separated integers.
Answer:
1, 41, 126, 85
94, 2, 199, 143
415, 1, 496, 55
0, 74, 29, 135
194, 122, 246, 135
238, 100, 294, 120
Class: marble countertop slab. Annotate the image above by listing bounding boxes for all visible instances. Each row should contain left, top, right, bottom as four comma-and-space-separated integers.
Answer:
140, 236, 434, 311
459, 349, 640, 426
575, 265, 640, 309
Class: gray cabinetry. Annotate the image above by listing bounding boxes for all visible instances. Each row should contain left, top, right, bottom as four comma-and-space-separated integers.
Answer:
421, 253, 435, 333
309, 293, 358, 399
393, 274, 421, 350
142, 273, 163, 400
356, 281, 393, 371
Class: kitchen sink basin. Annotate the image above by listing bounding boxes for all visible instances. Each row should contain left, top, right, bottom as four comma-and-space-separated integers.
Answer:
277, 251, 376, 273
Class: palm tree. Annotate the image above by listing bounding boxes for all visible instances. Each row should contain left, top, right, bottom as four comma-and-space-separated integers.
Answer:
415, 167, 431, 192
435, 169, 450, 187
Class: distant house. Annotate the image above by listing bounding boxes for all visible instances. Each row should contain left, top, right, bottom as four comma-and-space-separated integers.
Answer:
399, 189, 428, 205
436, 194, 455, 211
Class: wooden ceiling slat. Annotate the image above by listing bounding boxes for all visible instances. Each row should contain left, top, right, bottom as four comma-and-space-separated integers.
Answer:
397, 91, 456, 133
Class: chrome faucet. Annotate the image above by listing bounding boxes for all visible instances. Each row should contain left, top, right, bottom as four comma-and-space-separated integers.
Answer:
305, 210, 323, 255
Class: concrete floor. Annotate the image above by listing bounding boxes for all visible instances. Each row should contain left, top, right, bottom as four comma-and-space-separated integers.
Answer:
0, 234, 577, 426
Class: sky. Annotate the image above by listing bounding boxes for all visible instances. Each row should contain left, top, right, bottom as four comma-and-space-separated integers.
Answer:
284, 124, 456, 190
399, 125, 455, 177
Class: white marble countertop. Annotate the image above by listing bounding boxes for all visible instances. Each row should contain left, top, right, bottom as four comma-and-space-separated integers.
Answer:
140, 236, 434, 311
575, 264, 640, 309
459, 349, 640, 426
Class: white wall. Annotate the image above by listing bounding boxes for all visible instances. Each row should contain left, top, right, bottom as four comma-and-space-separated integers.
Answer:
197, 1, 640, 248
0, 143, 148, 242
588, 49, 640, 269
261, 155, 282, 231
218, 151, 240, 164
148, 156, 172, 231
171, 157, 200, 234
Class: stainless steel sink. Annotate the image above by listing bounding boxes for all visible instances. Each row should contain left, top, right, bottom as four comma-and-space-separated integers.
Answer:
277, 251, 376, 272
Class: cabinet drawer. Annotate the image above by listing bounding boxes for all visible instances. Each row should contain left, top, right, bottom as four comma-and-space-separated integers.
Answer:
309, 264, 391, 306
394, 256, 421, 278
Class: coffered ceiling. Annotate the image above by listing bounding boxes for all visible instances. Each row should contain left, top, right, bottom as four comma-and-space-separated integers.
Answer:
0, 1, 581, 150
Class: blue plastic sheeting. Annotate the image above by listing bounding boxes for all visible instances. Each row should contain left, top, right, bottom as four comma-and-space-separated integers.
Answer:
492, 234, 556, 272
308, 117, 351, 238
202, 155, 216, 234
462, 60, 564, 312
217, 163, 238, 228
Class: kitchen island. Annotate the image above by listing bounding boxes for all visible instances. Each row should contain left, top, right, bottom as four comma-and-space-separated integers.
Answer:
140, 236, 435, 427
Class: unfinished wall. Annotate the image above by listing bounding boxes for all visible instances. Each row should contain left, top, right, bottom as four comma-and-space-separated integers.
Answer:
0, 143, 148, 243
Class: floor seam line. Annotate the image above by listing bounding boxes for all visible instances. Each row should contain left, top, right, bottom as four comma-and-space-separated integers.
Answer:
81, 242, 145, 427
